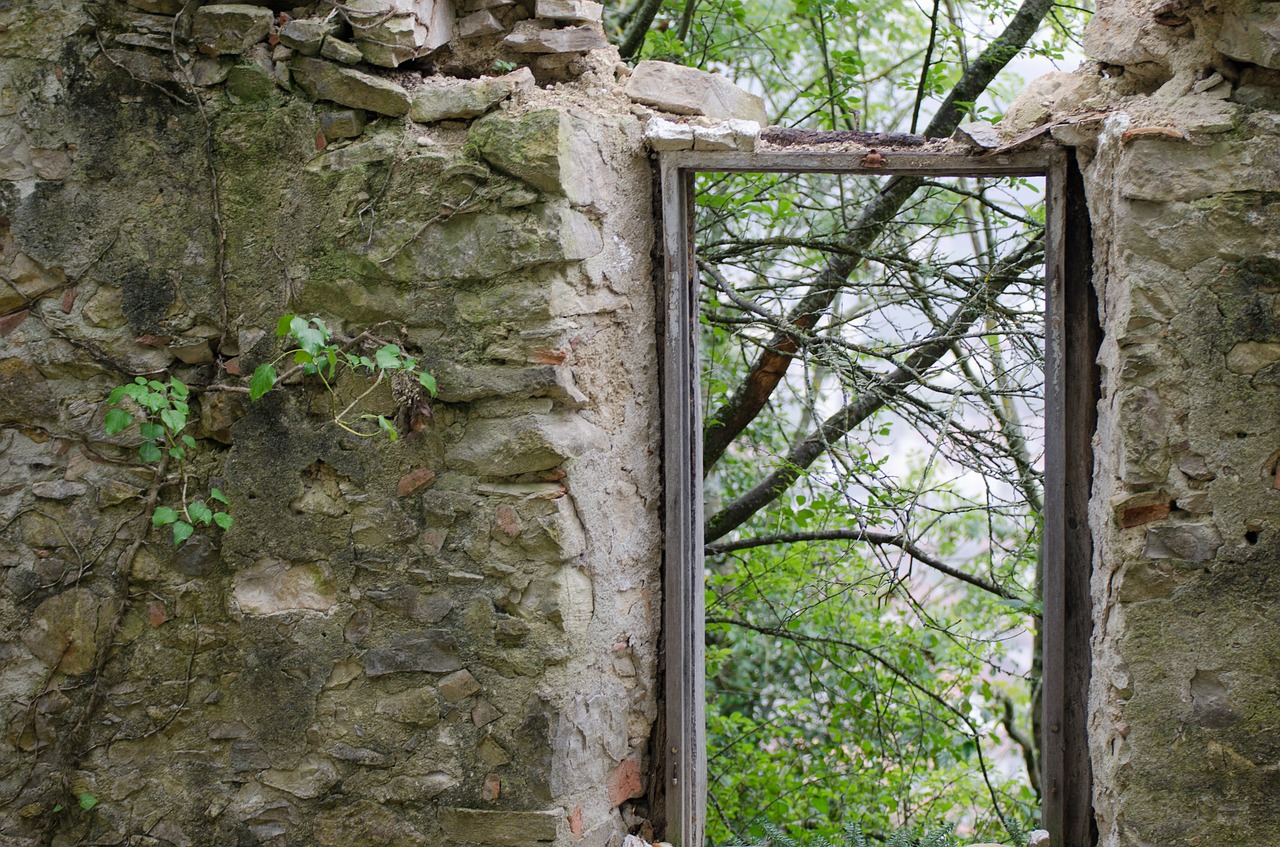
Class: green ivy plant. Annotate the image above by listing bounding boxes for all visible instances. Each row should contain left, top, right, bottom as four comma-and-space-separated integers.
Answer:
104, 376, 231, 546
104, 315, 438, 548
249, 314, 437, 442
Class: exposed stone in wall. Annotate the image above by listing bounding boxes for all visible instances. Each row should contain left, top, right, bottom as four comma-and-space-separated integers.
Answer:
1004, 0, 1280, 840
0, 2, 661, 844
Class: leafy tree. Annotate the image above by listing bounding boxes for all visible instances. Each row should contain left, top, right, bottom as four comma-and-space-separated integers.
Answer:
608, 0, 1083, 842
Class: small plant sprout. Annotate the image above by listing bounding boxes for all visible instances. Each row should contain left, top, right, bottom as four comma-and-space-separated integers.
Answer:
249, 315, 438, 441
104, 375, 232, 546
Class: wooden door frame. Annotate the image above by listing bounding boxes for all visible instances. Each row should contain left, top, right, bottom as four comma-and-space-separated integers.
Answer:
654, 144, 1099, 847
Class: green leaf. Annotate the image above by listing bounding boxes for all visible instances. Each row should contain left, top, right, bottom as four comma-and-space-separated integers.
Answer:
160, 408, 186, 433
249, 363, 277, 400
277, 314, 295, 337
326, 350, 338, 379
213, 512, 233, 530
294, 350, 314, 365
168, 446, 185, 460
172, 521, 194, 546
374, 344, 402, 370
152, 506, 180, 526
77, 793, 98, 811
209, 487, 229, 504
140, 422, 164, 441
104, 408, 134, 434
418, 371, 437, 396
138, 442, 162, 463
377, 415, 398, 442
107, 385, 128, 405
189, 501, 213, 525
168, 378, 189, 399
182, 434, 197, 449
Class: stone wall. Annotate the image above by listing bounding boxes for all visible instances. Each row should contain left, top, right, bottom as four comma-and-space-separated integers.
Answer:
0, 2, 668, 845
1008, 0, 1280, 841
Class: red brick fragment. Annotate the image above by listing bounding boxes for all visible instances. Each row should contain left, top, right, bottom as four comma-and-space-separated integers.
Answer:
568, 806, 583, 837
1120, 501, 1172, 529
606, 758, 643, 809
397, 467, 436, 497
60, 288, 76, 313
0, 309, 29, 337
147, 600, 169, 627
482, 774, 501, 803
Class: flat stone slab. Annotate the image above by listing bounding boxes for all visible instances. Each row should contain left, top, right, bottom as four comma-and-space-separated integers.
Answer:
625, 59, 768, 125
409, 68, 533, 122
535, 0, 603, 22
291, 56, 412, 116
192, 4, 273, 56
502, 22, 608, 53
437, 808, 559, 845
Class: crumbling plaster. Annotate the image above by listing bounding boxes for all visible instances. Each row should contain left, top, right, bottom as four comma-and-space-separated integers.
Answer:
1004, 0, 1280, 842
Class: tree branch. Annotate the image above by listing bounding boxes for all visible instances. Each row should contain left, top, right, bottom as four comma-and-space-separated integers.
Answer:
706, 529, 1021, 600
701, 0, 1055, 474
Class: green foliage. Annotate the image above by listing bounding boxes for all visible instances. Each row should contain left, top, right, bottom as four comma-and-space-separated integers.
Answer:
251, 314, 437, 441
698, 171, 1045, 842
105, 315, 437, 550
106, 376, 232, 546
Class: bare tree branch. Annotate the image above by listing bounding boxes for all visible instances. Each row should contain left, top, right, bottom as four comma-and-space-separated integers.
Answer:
706, 529, 1022, 600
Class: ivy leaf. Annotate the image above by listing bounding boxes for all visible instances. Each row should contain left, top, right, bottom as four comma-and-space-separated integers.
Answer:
168, 378, 189, 399
139, 442, 162, 463
104, 408, 134, 435
249, 363, 277, 401
77, 793, 98, 811
374, 344, 402, 370
213, 512, 233, 530
160, 408, 186, 433
152, 506, 180, 527
209, 488, 229, 504
140, 422, 164, 442
189, 501, 213, 525
107, 385, 128, 405
377, 415, 398, 442
277, 314, 295, 337
168, 446, 185, 460
172, 521, 194, 546
418, 371, 437, 396
182, 434, 197, 449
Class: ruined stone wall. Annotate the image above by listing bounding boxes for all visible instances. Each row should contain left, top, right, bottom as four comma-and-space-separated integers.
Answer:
1008, 0, 1280, 841
0, 2, 666, 845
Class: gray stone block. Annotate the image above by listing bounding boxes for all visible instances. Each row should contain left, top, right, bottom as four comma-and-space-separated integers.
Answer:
192, 4, 273, 56
535, 0, 603, 22
502, 21, 608, 53
409, 69, 532, 122
364, 631, 463, 675
625, 59, 768, 124
278, 18, 337, 56
437, 808, 559, 845
291, 56, 412, 116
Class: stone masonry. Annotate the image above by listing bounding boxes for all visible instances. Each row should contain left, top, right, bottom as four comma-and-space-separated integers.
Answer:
0, 1, 692, 844
1001, 0, 1280, 841
3, 0, 1280, 843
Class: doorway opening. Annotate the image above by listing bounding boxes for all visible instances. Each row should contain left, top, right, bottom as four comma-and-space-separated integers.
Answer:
655, 143, 1097, 847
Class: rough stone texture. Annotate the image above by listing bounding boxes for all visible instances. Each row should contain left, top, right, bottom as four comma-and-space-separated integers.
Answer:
625, 59, 768, 125
503, 21, 610, 54
291, 56, 413, 115
345, 0, 456, 67
192, 4, 274, 57
0, 4, 660, 845
409, 69, 534, 122
1018, 2, 1280, 829
536, 0, 604, 23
